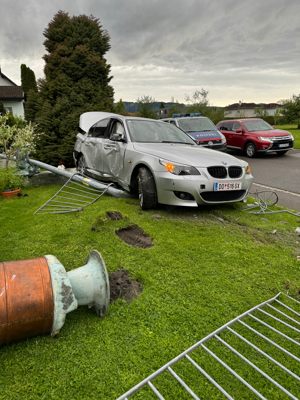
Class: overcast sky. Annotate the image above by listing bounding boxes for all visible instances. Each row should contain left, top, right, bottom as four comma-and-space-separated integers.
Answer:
0, 0, 299, 106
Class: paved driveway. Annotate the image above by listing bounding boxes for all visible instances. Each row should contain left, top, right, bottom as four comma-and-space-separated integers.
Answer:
228, 149, 300, 212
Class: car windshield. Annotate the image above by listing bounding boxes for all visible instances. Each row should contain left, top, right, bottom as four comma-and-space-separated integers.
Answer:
243, 120, 274, 132
178, 117, 217, 132
126, 119, 196, 144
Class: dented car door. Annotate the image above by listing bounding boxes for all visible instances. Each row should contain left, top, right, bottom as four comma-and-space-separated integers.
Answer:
102, 119, 127, 178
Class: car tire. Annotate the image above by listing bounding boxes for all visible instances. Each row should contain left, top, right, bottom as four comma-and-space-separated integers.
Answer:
137, 167, 158, 210
276, 151, 288, 156
77, 155, 86, 175
245, 142, 257, 158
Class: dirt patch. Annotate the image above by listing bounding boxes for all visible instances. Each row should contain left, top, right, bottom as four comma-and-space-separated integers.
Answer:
106, 211, 123, 220
115, 225, 153, 248
109, 269, 142, 302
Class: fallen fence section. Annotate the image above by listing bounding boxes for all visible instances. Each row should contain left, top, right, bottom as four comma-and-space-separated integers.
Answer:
34, 173, 113, 214
117, 293, 300, 399
244, 190, 300, 217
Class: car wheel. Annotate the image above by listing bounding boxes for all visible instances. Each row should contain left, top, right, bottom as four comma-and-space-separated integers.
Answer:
276, 151, 288, 156
137, 167, 158, 210
77, 155, 86, 175
245, 142, 257, 158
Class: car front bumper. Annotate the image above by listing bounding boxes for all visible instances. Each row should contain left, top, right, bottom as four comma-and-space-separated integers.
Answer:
154, 169, 253, 207
257, 140, 294, 153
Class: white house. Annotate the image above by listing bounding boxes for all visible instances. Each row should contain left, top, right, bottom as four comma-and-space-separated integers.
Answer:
224, 102, 282, 118
0, 68, 25, 117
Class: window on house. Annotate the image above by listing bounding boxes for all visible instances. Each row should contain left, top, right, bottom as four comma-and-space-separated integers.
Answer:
5, 107, 13, 114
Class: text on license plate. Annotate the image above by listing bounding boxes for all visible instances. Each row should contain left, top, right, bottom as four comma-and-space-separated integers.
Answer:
279, 143, 289, 148
214, 182, 242, 191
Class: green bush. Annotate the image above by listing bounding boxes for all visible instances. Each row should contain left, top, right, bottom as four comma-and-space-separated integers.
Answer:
0, 167, 27, 192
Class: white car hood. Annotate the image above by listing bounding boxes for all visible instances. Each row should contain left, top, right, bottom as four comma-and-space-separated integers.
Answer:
133, 143, 245, 167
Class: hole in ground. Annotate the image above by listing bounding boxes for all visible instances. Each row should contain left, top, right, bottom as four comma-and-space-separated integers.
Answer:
115, 225, 153, 248
106, 211, 123, 220
109, 269, 142, 302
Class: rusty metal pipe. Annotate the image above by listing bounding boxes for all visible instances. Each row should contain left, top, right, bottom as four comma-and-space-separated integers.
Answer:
0, 250, 109, 345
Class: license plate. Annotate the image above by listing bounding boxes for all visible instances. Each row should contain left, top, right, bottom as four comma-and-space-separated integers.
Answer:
214, 182, 242, 191
278, 143, 289, 148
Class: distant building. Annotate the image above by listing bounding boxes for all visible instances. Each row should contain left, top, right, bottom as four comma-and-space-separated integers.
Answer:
224, 102, 282, 118
0, 67, 25, 117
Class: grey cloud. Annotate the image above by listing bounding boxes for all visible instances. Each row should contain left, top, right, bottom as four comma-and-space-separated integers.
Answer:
0, 0, 299, 105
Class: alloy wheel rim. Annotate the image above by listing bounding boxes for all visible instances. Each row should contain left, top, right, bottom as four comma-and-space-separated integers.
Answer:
247, 145, 254, 157
138, 178, 143, 206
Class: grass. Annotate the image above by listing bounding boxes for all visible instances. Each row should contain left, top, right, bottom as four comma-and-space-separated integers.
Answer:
0, 185, 300, 399
276, 124, 300, 149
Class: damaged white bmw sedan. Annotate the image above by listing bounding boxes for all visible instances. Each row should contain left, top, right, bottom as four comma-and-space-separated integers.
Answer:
74, 112, 253, 209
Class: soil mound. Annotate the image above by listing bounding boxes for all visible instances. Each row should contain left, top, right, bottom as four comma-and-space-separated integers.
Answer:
115, 225, 153, 248
109, 269, 142, 302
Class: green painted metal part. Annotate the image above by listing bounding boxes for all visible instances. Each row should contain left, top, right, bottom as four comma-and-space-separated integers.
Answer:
67, 250, 110, 318
45, 254, 78, 337
45, 250, 110, 336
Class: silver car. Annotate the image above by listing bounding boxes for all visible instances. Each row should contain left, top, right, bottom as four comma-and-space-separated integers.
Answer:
74, 112, 253, 210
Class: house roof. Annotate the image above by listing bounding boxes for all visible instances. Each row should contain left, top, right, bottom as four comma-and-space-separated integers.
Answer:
0, 86, 24, 101
0, 67, 18, 86
225, 102, 282, 110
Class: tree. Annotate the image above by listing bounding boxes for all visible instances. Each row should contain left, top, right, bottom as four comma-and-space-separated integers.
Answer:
0, 101, 6, 115
136, 95, 157, 119
184, 89, 224, 123
273, 107, 282, 126
27, 10, 114, 165
167, 101, 182, 118
159, 102, 165, 109
254, 106, 269, 118
21, 64, 38, 101
114, 99, 127, 115
185, 89, 210, 115
281, 95, 300, 128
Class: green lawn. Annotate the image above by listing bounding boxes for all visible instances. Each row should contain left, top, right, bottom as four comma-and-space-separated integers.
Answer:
0, 186, 300, 399
276, 124, 300, 149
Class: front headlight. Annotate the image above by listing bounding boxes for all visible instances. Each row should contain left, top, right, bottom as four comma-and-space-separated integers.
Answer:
218, 131, 226, 143
245, 164, 251, 174
257, 136, 272, 142
290, 134, 294, 140
159, 159, 200, 175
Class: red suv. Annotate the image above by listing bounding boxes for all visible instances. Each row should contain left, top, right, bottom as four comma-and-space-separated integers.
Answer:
216, 119, 294, 157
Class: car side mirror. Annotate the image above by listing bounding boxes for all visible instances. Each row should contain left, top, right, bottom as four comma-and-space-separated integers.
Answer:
76, 133, 86, 142
272, 125, 275, 129
236, 129, 243, 133
110, 133, 126, 142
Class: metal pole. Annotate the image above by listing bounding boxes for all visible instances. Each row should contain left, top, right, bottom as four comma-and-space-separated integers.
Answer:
0, 154, 131, 199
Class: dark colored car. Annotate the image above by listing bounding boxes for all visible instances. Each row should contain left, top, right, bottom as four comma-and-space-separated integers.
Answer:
216, 119, 294, 158
162, 114, 227, 152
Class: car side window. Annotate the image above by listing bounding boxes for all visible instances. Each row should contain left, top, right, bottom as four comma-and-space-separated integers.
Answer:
232, 122, 242, 131
219, 122, 232, 131
170, 120, 176, 126
225, 122, 233, 131
93, 118, 110, 138
110, 120, 126, 140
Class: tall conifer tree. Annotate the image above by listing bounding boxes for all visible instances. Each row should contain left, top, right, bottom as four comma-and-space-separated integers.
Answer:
28, 11, 114, 165
21, 64, 38, 99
